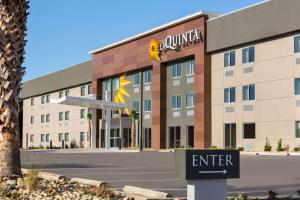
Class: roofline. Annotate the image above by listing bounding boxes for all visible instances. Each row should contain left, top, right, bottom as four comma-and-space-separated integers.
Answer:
207, 0, 270, 22
22, 60, 91, 84
88, 11, 219, 54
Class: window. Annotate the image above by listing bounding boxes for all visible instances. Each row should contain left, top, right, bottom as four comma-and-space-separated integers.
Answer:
65, 111, 69, 120
30, 135, 34, 142
30, 116, 34, 124
224, 51, 235, 67
144, 99, 152, 112
172, 63, 182, 78
58, 133, 63, 142
186, 93, 195, 108
41, 115, 45, 123
80, 109, 85, 119
65, 133, 69, 142
88, 84, 92, 94
31, 97, 34, 106
113, 78, 119, 90
296, 121, 300, 138
59, 112, 63, 121
172, 95, 182, 109
295, 36, 300, 53
46, 94, 50, 103
80, 86, 85, 96
88, 108, 92, 114
104, 80, 110, 91
224, 87, 236, 103
46, 134, 49, 142
46, 114, 50, 122
41, 134, 45, 142
144, 70, 152, 84
242, 46, 255, 63
243, 123, 255, 139
113, 110, 119, 116
243, 84, 255, 101
41, 96, 45, 104
186, 60, 195, 75
295, 78, 300, 95
59, 91, 63, 98
133, 73, 140, 86
65, 90, 69, 96
133, 101, 140, 113
80, 132, 85, 142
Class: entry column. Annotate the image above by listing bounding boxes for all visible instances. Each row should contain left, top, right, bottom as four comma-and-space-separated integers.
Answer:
151, 62, 166, 150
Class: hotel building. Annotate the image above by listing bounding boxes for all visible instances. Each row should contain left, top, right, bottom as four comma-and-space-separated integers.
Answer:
21, 0, 300, 151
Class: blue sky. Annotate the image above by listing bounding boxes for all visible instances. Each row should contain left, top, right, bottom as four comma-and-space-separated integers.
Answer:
24, 0, 265, 81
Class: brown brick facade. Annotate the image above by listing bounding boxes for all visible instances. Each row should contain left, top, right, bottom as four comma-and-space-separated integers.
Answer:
92, 15, 211, 149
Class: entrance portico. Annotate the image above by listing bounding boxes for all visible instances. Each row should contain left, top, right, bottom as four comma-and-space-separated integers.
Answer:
50, 95, 127, 149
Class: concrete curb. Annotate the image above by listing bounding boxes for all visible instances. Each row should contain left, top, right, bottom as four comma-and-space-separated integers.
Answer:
70, 177, 107, 187
123, 185, 172, 199
21, 168, 65, 181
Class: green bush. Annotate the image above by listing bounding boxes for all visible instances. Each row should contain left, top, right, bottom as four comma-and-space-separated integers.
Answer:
237, 147, 244, 151
264, 137, 272, 152
276, 138, 284, 152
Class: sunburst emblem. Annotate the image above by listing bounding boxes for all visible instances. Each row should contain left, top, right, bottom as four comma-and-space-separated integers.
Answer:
114, 74, 131, 115
149, 38, 161, 61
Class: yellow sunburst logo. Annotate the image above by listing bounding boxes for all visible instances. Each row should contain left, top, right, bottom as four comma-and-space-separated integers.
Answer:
114, 74, 131, 115
149, 38, 161, 61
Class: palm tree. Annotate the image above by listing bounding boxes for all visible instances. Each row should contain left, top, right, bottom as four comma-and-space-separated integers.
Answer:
86, 112, 92, 149
0, 0, 29, 180
130, 110, 138, 148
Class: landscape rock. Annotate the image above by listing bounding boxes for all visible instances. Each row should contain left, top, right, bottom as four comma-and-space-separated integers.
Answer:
6, 179, 16, 186
17, 178, 25, 188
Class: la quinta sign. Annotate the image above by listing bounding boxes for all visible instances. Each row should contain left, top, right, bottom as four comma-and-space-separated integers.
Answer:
148, 29, 203, 61
160, 29, 203, 52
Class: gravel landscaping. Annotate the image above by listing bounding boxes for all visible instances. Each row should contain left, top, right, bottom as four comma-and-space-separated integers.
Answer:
0, 170, 132, 200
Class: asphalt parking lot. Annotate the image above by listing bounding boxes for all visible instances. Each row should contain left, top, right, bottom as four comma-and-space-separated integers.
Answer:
21, 150, 300, 197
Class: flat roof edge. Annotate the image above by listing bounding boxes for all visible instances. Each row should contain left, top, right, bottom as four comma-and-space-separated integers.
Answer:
89, 11, 218, 54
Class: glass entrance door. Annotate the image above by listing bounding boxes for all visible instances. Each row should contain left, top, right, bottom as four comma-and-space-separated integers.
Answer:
144, 128, 151, 148
110, 129, 120, 148
224, 124, 236, 148
169, 126, 181, 148
122, 128, 131, 148
187, 126, 194, 148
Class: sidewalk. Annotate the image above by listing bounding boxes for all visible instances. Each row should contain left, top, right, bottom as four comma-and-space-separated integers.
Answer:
23, 148, 141, 153
241, 151, 300, 156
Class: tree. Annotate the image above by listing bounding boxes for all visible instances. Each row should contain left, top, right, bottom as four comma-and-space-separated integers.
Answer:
0, 0, 29, 179
86, 112, 92, 149
130, 110, 138, 148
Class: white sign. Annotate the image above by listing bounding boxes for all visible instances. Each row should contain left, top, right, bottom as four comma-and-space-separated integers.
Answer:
160, 29, 203, 52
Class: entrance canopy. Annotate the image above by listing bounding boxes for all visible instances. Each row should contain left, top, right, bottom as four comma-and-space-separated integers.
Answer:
50, 96, 127, 110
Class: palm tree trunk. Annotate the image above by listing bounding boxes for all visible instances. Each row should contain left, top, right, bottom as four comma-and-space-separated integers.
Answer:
0, 0, 29, 179
131, 120, 136, 148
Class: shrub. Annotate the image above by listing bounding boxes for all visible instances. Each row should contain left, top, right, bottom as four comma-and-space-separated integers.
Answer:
276, 138, 284, 152
294, 147, 300, 152
65, 144, 69, 149
284, 144, 290, 152
70, 139, 78, 148
24, 162, 39, 191
211, 146, 218, 149
264, 137, 272, 152
38, 145, 44, 149
238, 147, 244, 151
